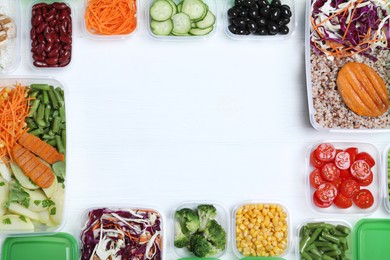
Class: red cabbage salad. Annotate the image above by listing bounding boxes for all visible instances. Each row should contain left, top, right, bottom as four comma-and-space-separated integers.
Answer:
80, 208, 162, 260
310, 0, 390, 59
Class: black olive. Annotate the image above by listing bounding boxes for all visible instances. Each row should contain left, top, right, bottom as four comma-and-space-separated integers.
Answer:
278, 25, 289, 35
281, 6, 292, 18
257, 17, 267, 27
269, 8, 280, 21
246, 20, 258, 32
259, 5, 271, 17
235, 0, 245, 7
238, 8, 249, 17
248, 7, 260, 19
281, 4, 290, 10
256, 26, 268, 35
267, 21, 278, 35
257, 0, 269, 7
237, 27, 249, 35
271, 0, 281, 7
228, 24, 238, 34
228, 7, 239, 18
244, 0, 256, 7
233, 17, 247, 27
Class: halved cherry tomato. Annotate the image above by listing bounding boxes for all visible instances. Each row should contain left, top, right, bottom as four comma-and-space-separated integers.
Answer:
355, 152, 375, 168
345, 147, 358, 164
359, 171, 373, 187
334, 193, 352, 209
310, 150, 324, 168
353, 189, 374, 209
339, 178, 360, 198
332, 178, 342, 189
340, 169, 352, 180
313, 192, 333, 208
321, 163, 340, 182
335, 151, 350, 170
350, 160, 371, 181
310, 169, 326, 188
316, 182, 338, 203
315, 143, 336, 162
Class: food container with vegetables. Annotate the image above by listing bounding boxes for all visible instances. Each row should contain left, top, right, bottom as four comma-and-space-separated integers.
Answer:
172, 201, 229, 259
0, 0, 21, 74
305, 0, 390, 132
28, 1, 74, 69
79, 206, 164, 260
83, 0, 138, 40
0, 77, 68, 235
384, 145, 390, 213
232, 201, 290, 258
297, 219, 352, 260
306, 141, 380, 215
147, 0, 217, 39
224, 0, 295, 40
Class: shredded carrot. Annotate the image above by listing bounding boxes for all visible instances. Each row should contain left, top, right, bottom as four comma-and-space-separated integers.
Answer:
85, 0, 137, 36
0, 84, 31, 162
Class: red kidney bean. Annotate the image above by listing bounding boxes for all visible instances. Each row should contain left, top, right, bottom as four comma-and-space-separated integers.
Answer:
47, 49, 59, 58
54, 24, 60, 34
59, 9, 68, 20
30, 28, 36, 40
67, 21, 72, 34
59, 24, 66, 35
35, 22, 46, 34
60, 35, 71, 44
45, 57, 58, 65
33, 3, 47, 10
37, 33, 45, 43
42, 7, 47, 17
45, 32, 54, 44
63, 44, 71, 51
36, 43, 45, 55
33, 61, 48, 67
45, 13, 55, 23
49, 19, 56, 28
45, 43, 53, 53
59, 57, 70, 67
32, 15, 42, 26
53, 2, 68, 10
33, 54, 45, 62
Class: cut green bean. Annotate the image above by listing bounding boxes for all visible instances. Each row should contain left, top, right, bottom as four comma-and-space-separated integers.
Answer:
28, 99, 40, 117
322, 232, 340, 244
300, 235, 311, 253
42, 90, 49, 105
48, 86, 59, 109
51, 116, 61, 134
29, 128, 43, 136
59, 107, 66, 123
53, 87, 63, 102
30, 84, 50, 91
42, 134, 55, 140
25, 118, 38, 129
61, 131, 66, 149
325, 249, 342, 257
47, 139, 57, 146
309, 247, 322, 257
301, 252, 313, 260
336, 225, 350, 235
322, 255, 334, 260
55, 135, 65, 154
44, 105, 51, 124
37, 103, 45, 120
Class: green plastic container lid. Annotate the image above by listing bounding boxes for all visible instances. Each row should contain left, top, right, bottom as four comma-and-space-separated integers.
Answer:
353, 218, 390, 260
2, 232, 78, 260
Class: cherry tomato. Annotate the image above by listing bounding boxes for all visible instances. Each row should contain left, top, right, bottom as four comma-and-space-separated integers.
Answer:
321, 163, 340, 182
353, 189, 374, 209
316, 182, 338, 203
332, 178, 342, 189
335, 151, 350, 170
335, 149, 343, 155
355, 152, 375, 168
310, 150, 324, 168
339, 169, 352, 180
350, 160, 371, 181
359, 171, 373, 187
334, 193, 352, 209
313, 192, 333, 208
339, 178, 360, 198
310, 168, 326, 188
345, 147, 358, 164
315, 143, 336, 162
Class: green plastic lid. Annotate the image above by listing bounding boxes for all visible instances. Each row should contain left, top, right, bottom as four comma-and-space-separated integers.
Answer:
353, 218, 390, 260
2, 232, 78, 260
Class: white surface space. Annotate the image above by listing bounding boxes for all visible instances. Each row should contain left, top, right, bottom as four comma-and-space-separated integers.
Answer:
3, 0, 390, 259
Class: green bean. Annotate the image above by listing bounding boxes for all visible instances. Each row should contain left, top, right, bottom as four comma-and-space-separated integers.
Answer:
323, 255, 334, 260
55, 135, 65, 154
59, 107, 66, 123
25, 118, 38, 130
53, 87, 63, 102
51, 116, 61, 134
48, 86, 59, 109
29, 128, 43, 136
300, 235, 311, 253
336, 225, 350, 235
307, 228, 323, 245
29, 90, 39, 98
322, 232, 340, 244
44, 105, 51, 124
305, 243, 317, 252
28, 99, 40, 117
309, 247, 322, 257
46, 139, 57, 146
325, 249, 342, 257
42, 134, 55, 140
30, 84, 50, 91
42, 90, 49, 105
301, 252, 313, 260
307, 252, 320, 260
52, 110, 59, 118
61, 131, 66, 149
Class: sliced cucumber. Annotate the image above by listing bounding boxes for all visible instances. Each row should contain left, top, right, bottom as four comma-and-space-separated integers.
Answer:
177, 2, 182, 12
165, 0, 178, 16
172, 12, 191, 35
189, 26, 213, 36
195, 10, 215, 29
151, 19, 173, 36
181, 0, 206, 20
150, 0, 173, 22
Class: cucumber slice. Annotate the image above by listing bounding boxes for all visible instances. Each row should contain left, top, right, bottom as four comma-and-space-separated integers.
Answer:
189, 26, 213, 36
165, 0, 177, 16
150, 0, 173, 22
195, 10, 215, 29
181, 0, 206, 20
172, 12, 191, 35
177, 2, 182, 12
151, 19, 173, 36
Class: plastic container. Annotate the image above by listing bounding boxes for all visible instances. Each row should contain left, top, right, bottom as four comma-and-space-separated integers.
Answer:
296, 219, 352, 260
0, 0, 21, 74
171, 201, 229, 259
224, 0, 296, 40
384, 145, 390, 213
304, 0, 390, 132
353, 218, 390, 259
1, 232, 78, 260
82, 0, 138, 40
27, 1, 75, 70
305, 141, 381, 215
0, 76, 69, 236
147, 0, 217, 40
79, 205, 165, 259
232, 201, 290, 259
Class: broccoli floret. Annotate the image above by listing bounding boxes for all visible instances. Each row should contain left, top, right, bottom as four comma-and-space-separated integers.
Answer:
174, 222, 190, 248
175, 208, 200, 234
188, 234, 219, 258
204, 219, 227, 250
197, 204, 217, 231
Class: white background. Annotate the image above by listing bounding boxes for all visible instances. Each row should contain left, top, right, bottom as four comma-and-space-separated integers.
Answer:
3, 0, 390, 259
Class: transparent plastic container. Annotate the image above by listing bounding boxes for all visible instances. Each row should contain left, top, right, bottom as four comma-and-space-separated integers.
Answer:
296, 219, 353, 260
305, 141, 381, 215
224, 0, 296, 40
0, 76, 69, 236
232, 201, 290, 259
27, 1, 75, 70
79, 205, 165, 259
147, 0, 217, 40
171, 201, 229, 259
0, 0, 21, 74
82, 0, 139, 40
384, 145, 390, 213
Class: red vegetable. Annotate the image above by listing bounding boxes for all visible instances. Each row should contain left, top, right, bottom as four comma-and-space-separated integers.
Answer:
353, 189, 374, 209
310, 168, 326, 188
321, 162, 340, 182
316, 182, 338, 203
350, 160, 371, 181
355, 152, 375, 168
334, 193, 352, 209
339, 179, 360, 198
315, 143, 336, 162
335, 151, 350, 170
310, 150, 324, 168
